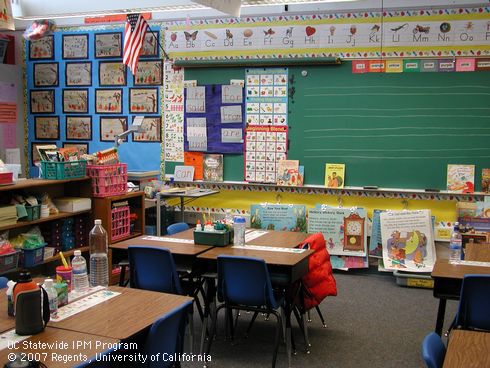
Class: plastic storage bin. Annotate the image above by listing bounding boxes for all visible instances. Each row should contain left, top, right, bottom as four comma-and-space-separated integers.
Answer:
22, 244, 46, 268
0, 172, 13, 185
41, 160, 87, 180
111, 205, 130, 241
23, 204, 41, 221
393, 270, 434, 289
193, 229, 231, 247
86, 164, 127, 197
0, 251, 20, 273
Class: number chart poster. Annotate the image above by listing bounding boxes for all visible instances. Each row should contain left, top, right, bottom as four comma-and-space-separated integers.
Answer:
380, 209, 436, 273
250, 204, 306, 232
307, 206, 368, 257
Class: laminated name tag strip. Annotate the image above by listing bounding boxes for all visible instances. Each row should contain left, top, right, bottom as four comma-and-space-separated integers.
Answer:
232, 245, 306, 253
454, 260, 490, 268
50, 290, 121, 322
244, 230, 268, 242
0, 329, 31, 351
142, 236, 195, 244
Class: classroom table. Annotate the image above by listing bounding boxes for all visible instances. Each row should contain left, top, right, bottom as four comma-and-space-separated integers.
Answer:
156, 188, 220, 232
431, 259, 490, 335
50, 286, 193, 340
0, 327, 118, 368
443, 329, 490, 368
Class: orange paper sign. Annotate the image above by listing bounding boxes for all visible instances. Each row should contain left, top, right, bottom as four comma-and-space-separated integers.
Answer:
184, 152, 204, 180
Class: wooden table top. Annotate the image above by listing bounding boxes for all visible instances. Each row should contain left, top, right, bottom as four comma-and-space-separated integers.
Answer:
0, 327, 118, 368
110, 229, 213, 255
50, 286, 192, 340
443, 330, 490, 368
431, 259, 490, 279
466, 243, 490, 262
198, 230, 313, 267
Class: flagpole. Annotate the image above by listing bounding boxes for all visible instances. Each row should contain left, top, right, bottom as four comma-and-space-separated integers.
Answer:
147, 25, 169, 61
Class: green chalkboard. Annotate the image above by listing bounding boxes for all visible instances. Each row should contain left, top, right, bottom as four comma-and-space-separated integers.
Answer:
166, 63, 490, 190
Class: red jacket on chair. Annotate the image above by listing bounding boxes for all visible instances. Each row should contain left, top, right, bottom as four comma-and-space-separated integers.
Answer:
300, 232, 337, 310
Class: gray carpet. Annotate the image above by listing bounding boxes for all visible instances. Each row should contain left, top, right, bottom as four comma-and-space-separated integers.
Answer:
184, 271, 457, 368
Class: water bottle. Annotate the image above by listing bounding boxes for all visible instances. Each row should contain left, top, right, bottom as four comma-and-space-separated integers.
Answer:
449, 222, 462, 264
233, 216, 246, 246
42, 279, 58, 318
89, 219, 109, 287
72, 250, 89, 291
224, 209, 234, 225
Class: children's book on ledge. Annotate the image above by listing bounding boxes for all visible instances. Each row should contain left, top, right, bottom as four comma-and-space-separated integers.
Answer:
325, 163, 345, 188
447, 164, 474, 193
276, 160, 303, 186
203, 154, 223, 181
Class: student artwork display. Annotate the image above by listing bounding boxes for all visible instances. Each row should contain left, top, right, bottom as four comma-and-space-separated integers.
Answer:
62, 34, 89, 59
164, 6, 490, 60
33, 63, 58, 87
34, 116, 59, 140
244, 125, 288, 183
63, 89, 88, 113
250, 204, 307, 232
66, 116, 92, 140
129, 88, 158, 113
62, 142, 89, 155
30, 90, 55, 113
276, 160, 303, 186
245, 68, 288, 127
203, 154, 224, 181
380, 209, 436, 273
65, 62, 92, 86
94, 33, 122, 58
134, 60, 163, 86
325, 163, 345, 188
98, 61, 126, 86
100, 116, 127, 142
29, 36, 54, 60
163, 62, 185, 162
308, 206, 367, 256
132, 116, 161, 142
141, 32, 159, 57
184, 84, 245, 154
96, 89, 122, 114
447, 164, 475, 193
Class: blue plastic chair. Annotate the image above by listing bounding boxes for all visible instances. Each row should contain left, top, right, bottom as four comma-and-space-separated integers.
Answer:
455, 274, 490, 331
167, 222, 190, 235
205, 256, 285, 368
422, 332, 446, 368
145, 300, 194, 368
0, 277, 9, 289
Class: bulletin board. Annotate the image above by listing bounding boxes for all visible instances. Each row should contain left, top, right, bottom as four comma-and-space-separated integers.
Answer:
167, 62, 490, 190
25, 27, 163, 177
183, 84, 245, 154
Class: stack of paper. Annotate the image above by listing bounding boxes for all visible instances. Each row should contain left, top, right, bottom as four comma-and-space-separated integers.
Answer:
0, 205, 17, 226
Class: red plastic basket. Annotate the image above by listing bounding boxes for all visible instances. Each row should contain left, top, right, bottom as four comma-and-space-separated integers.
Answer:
0, 172, 13, 185
86, 164, 127, 197
111, 205, 130, 241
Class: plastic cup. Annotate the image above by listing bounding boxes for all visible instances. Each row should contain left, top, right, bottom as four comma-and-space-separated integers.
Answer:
56, 266, 72, 292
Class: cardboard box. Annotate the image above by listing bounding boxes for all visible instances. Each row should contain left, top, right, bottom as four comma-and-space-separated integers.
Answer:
53, 197, 91, 213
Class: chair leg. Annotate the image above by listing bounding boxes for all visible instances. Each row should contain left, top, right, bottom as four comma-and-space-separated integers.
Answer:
292, 307, 310, 353
307, 309, 312, 323
205, 305, 224, 358
189, 309, 194, 354
316, 305, 327, 328
272, 311, 283, 368
245, 311, 259, 338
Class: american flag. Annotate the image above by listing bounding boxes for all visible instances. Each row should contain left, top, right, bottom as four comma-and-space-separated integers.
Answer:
123, 13, 148, 74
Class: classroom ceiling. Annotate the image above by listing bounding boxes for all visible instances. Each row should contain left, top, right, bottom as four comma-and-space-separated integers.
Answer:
11, 0, 488, 28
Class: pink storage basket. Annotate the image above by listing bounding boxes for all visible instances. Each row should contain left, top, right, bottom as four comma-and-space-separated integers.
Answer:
111, 205, 130, 241
86, 163, 127, 197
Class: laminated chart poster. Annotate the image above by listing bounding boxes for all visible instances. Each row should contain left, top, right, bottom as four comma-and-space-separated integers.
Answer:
250, 204, 306, 232
245, 68, 289, 183
163, 62, 184, 162
380, 210, 436, 273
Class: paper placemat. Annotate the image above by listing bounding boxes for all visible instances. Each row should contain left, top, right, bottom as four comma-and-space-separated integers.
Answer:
232, 245, 306, 253
245, 230, 268, 242
50, 290, 121, 322
0, 330, 31, 351
454, 260, 490, 268
142, 236, 195, 244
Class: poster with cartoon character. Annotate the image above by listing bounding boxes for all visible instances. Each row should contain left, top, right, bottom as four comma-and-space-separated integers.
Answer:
250, 204, 306, 232
380, 210, 436, 272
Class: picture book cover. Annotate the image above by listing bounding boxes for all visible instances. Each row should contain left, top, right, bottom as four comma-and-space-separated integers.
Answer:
482, 168, 490, 193
380, 210, 436, 273
276, 160, 302, 186
447, 164, 475, 193
325, 163, 345, 188
203, 154, 223, 182
183, 152, 203, 180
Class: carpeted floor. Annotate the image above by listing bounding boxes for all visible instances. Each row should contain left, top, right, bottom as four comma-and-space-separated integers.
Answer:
185, 271, 457, 368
